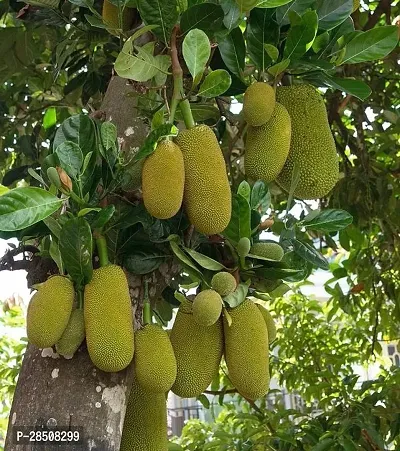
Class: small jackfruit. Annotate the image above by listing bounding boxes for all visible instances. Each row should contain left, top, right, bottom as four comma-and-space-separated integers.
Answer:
56, 309, 85, 357
251, 242, 284, 261
192, 290, 223, 326
175, 125, 231, 235
243, 82, 276, 126
237, 237, 251, 258
102, 0, 135, 31
84, 265, 134, 372
27, 276, 74, 348
142, 140, 185, 219
256, 304, 277, 343
211, 272, 237, 296
134, 324, 177, 392
245, 102, 291, 183
120, 371, 168, 451
276, 85, 339, 199
223, 299, 270, 400
170, 299, 223, 397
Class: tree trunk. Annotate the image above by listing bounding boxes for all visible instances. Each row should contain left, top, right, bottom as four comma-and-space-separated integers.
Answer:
4, 76, 162, 451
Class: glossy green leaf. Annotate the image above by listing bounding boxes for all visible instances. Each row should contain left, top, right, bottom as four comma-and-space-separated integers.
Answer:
100, 122, 117, 150
250, 180, 271, 213
124, 247, 167, 274
257, 0, 293, 7
316, 0, 353, 31
217, 27, 246, 79
255, 266, 305, 281
284, 10, 318, 61
276, 0, 315, 25
183, 29, 211, 86
137, 0, 179, 43
220, 0, 241, 32
184, 248, 225, 271
0, 187, 63, 232
223, 281, 250, 308
223, 193, 251, 244
43, 107, 57, 130
133, 124, 179, 163
238, 180, 251, 202
323, 74, 371, 100
169, 239, 203, 279
292, 239, 329, 270
91, 205, 116, 230
300, 209, 353, 232
53, 114, 95, 156
268, 58, 290, 77
180, 3, 224, 35
55, 141, 83, 179
197, 69, 232, 97
175, 104, 221, 123
59, 217, 93, 287
0, 185, 9, 196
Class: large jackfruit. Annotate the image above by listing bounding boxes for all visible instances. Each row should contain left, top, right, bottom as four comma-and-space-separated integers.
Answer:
211, 272, 237, 296
245, 102, 291, 183
192, 289, 223, 326
243, 82, 276, 126
223, 299, 270, 400
102, 0, 135, 31
120, 371, 168, 451
56, 309, 85, 357
142, 140, 185, 219
134, 324, 177, 392
276, 85, 339, 199
170, 299, 223, 397
27, 276, 74, 348
251, 242, 284, 261
175, 125, 231, 235
84, 265, 134, 372
256, 304, 277, 343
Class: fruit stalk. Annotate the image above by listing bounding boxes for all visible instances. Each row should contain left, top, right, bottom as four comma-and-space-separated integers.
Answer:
143, 280, 152, 325
94, 233, 109, 267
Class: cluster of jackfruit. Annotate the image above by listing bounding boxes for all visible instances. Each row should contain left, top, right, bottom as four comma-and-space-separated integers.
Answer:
244, 82, 339, 199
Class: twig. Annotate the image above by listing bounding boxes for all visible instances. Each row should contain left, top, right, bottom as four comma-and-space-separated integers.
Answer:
204, 389, 237, 395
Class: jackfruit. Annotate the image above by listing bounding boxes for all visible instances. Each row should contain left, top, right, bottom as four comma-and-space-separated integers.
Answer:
27, 276, 74, 348
276, 85, 339, 199
134, 324, 177, 392
245, 102, 291, 183
84, 265, 134, 372
352, 0, 360, 12
256, 304, 277, 343
170, 298, 223, 397
211, 272, 237, 296
251, 242, 284, 261
56, 309, 85, 357
175, 125, 231, 235
192, 289, 223, 326
223, 299, 269, 400
237, 237, 251, 258
142, 140, 185, 219
102, 0, 135, 31
243, 82, 276, 126
120, 371, 168, 451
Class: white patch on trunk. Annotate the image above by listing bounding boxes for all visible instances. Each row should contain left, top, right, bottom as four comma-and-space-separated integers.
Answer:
96, 385, 102, 393
124, 126, 135, 137
12, 412, 16, 424
95, 402, 102, 409
41, 348, 59, 359
101, 385, 126, 414
51, 368, 59, 378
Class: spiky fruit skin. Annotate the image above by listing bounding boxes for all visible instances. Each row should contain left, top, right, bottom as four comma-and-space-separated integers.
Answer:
192, 290, 223, 326
170, 299, 223, 397
256, 304, 277, 343
102, 0, 135, 31
223, 299, 270, 400
175, 125, 231, 235
243, 82, 276, 126
211, 272, 237, 296
276, 85, 339, 199
251, 242, 284, 261
84, 265, 134, 372
56, 309, 85, 356
352, 0, 360, 12
237, 237, 251, 258
245, 102, 291, 183
142, 140, 185, 219
134, 324, 177, 392
27, 276, 74, 348
120, 371, 167, 451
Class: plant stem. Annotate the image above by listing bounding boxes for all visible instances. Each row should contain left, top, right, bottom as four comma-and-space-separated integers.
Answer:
77, 290, 83, 309
143, 279, 152, 325
95, 233, 109, 267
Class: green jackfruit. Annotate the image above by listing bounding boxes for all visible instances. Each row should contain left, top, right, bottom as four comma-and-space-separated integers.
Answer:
245, 102, 291, 183
175, 125, 231, 235
134, 324, 177, 392
102, 0, 135, 31
251, 242, 284, 261
256, 304, 277, 343
243, 82, 276, 126
276, 85, 339, 199
211, 272, 237, 296
84, 265, 134, 372
223, 299, 270, 400
56, 309, 85, 357
142, 140, 185, 219
27, 276, 74, 348
237, 237, 251, 258
120, 371, 168, 451
192, 290, 223, 326
170, 299, 223, 397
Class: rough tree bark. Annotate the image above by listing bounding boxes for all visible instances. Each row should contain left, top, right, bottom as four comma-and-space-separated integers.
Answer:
4, 77, 173, 451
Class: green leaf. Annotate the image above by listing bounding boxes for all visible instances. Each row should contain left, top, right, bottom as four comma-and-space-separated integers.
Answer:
183, 29, 211, 87
340, 26, 399, 65
197, 70, 232, 97
316, 0, 353, 31
101, 122, 117, 150
217, 27, 246, 79
137, 0, 179, 43
91, 205, 116, 230
59, 217, 93, 287
223, 194, 251, 244
220, 0, 241, 32
311, 438, 335, 451
43, 107, 57, 130
224, 281, 250, 308
300, 209, 353, 232
0, 185, 9, 196
49, 238, 64, 274
276, 0, 315, 25
169, 239, 203, 279
180, 3, 224, 36
255, 266, 305, 281
250, 180, 271, 212
315, 73, 372, 100
268, 58, 290, 77
55, 141, 83, 179
43, 217, 62, 239
197, 394, 210, 409
292, 239, 329, 270
184, 248, 225, 271
133, 124, 179, 163
53, 114, 95, 156
237, 180, 251, 202
264, 44, 279, 61
175, 104, 221, 123
284, 10, 318, 61
0, 187, 63, 232
257, 0, 293, 6
124, 247, 167, 274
